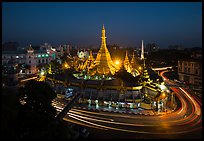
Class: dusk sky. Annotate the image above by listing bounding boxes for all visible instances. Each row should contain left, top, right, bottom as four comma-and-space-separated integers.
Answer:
2, 2, 202, 49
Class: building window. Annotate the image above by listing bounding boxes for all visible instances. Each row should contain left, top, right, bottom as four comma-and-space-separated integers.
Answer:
29, 56, 31, 58
184, 67, 187, 73
188, 68, 190, 73
195, 69, 198, 75
21, 56, 23, 58
39, 60, 41, 63
29, 60, 31, 63
42, 59, 45, 63
46, 59, 48, 63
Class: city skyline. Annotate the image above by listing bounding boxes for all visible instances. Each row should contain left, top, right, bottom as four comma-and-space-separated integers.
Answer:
2, 2, 202, 48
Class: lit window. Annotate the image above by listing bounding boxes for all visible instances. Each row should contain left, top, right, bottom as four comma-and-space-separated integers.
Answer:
42, 54, 45, 57
16, 56, 19, 58
46, 54, 49, 57
38, 55, 41, 58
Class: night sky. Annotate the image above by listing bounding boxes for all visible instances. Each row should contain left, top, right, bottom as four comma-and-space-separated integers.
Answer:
2, 2, 202, 48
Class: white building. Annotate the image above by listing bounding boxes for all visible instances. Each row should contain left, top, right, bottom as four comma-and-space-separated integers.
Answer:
2, 44, 56, 74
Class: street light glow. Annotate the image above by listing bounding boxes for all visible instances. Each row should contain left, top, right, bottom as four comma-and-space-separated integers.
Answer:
160, 84, 166, 90
41, 71, 45, 76
162, 93, 166, 98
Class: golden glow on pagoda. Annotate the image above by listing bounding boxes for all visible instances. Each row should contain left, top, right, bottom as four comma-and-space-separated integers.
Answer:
82, 50, 95, 71
123, 51, 132, 73
115, 60, 120, 65
131, 52, 140, 75
63, 61, 70, 69
77, 25, 143, 78
88, 25, 117, 75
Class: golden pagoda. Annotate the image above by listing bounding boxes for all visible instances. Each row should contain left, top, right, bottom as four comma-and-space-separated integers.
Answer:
89, 25, 117, 76
123, 51, 132, 73
82, 50, 95, 71
140, 59, 150, 83
130, 52, 140, 76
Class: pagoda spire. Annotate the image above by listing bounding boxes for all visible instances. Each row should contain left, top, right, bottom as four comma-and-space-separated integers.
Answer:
101, 24, 107, 48
141, 40, 144, 60
131, 52, 140, 76
89, 25, 116, 76
123, 50, 132, 73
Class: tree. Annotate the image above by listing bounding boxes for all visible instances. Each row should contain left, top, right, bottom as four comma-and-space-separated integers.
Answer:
1, 87, 19, 139
24, 64, 31, 74
36, 63, 49, 73
18, 80, 57, 116
16, 80, 57, 138
50, 60, 61, 74
2, 80, 76, 139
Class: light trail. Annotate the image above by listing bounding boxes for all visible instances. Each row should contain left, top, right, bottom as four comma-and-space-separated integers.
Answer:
20, 76, 38, 82
64, 112, 201, 135
179, 87, 201, 116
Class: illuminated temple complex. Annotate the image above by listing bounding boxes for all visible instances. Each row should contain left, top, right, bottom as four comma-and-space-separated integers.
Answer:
46, 25, 174, 111
75, 25, 141, 78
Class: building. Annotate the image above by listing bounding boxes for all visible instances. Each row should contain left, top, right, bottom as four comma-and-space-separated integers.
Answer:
178, 58, 202, 87
2, 44, 56, 74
